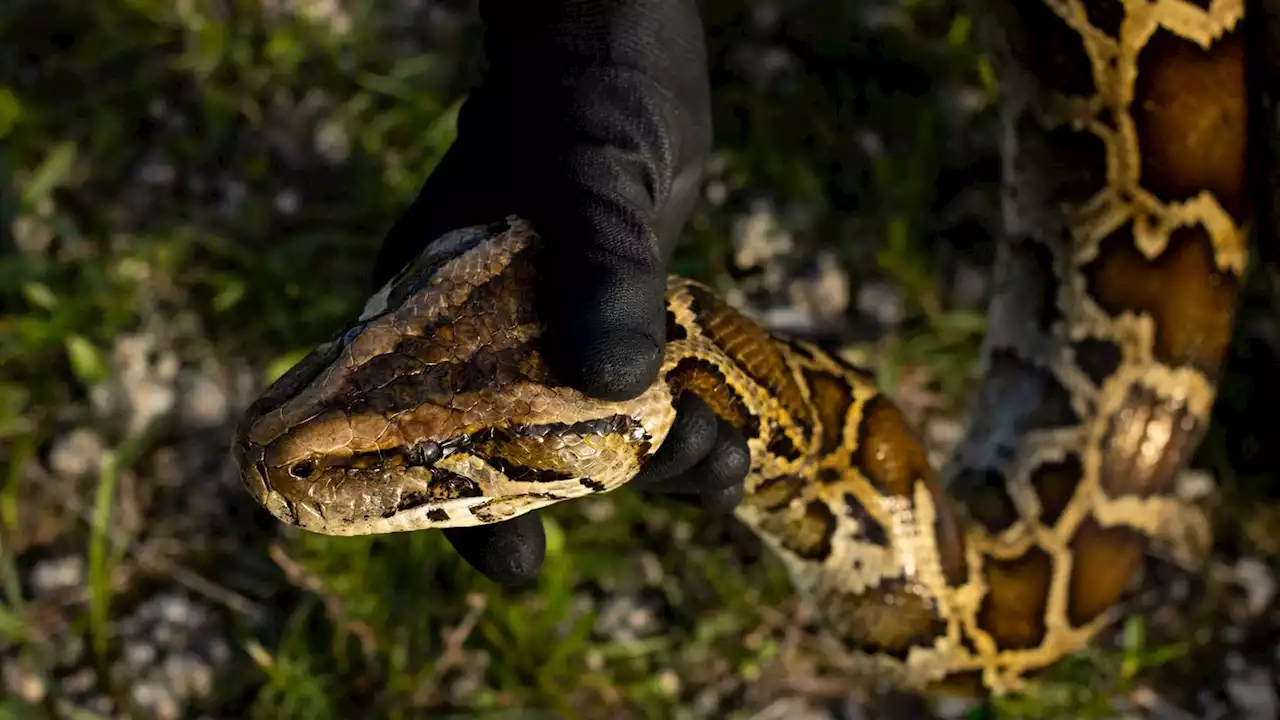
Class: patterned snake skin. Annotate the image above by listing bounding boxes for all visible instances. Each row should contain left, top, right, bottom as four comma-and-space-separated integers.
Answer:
233, 0, 1254, 694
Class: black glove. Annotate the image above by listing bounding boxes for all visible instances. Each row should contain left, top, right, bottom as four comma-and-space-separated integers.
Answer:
372, 0, 750, 586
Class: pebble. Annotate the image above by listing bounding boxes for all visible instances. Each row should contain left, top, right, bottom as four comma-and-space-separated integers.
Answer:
788, 251, 852, 327
1231, 557, 1275, 618
274, 188, 300, 215
1176, 469, 1217, 502
1226, 665, 1279, 720
2, 657, 46, 702
108, 592, 234, 719
855, 281, 906, 327
924, 418, 964, 467
656, 668, 681, 697
950, 262, 988, 308
734, 203, 793, 271
46, 428, 105, 480
61, 668, 95, 695
29, 554, 86, 595
139, 154, 176, 185
593, 592, 662, 643
314, 116, 352, 163
752, 697, 831, 720
933, 697, 980, 719
579, 497, 615, 523
90, 332, 179, 436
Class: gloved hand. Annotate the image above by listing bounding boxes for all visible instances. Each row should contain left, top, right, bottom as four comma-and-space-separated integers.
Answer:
372, 0, 751, 586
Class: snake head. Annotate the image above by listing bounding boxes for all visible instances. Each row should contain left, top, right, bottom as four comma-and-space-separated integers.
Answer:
232, 219, 676, 535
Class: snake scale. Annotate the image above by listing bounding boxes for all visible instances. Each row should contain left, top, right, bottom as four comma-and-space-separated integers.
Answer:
233, 0, 1255, 695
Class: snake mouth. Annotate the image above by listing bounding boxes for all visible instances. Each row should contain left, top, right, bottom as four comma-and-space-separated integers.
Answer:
230, 435, 303, 529
241, 464, 341, 534
231, 438, 501, 535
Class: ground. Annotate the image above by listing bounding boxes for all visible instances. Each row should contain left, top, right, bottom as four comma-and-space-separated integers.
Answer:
3, 1, 1280, 718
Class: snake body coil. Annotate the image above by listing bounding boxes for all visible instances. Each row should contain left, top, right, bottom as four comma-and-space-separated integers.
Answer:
234, 0, 1253, 694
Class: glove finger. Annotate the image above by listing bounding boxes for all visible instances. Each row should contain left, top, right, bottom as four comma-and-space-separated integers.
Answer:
380, 0, 714, 402
507, 7, 712, 402
644, 473, 745, 514
698, 481, 745, 514
639, 414, 751, 497
442, 510, 545, 587
633, 394, 720, 488
538, 245, 667, 402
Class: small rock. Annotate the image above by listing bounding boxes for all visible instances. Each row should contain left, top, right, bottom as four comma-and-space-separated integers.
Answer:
855, 129, 885, 159
754, 697, 830, 720
761, 305, 818, 333
925, 417, 964, 468
934, 696, 981, 719
693, 687, 723, 718
122, 640, 157, 671
47, 429, 105, 480
139, 154, 176, 185
593, 592, 662, 642
132, 678, 182, 720
1232, 557, 1276, 618
951, 262, 988, 308
12, 212, 54, 256
29, 554, 86, 595
61, 667, 96, 695
274, 188, 300, 215
789, 251, 851, 327
706, 180, 728, 205
61, 693, 114, 717
579, 497, 615, 523
1226, 665, 1279, 720
314, 116, 351, 163
90, 332, 179, 436
157, 593, 197, 624
656, 668, 680, 697
855, 281, 906, 327
1176, 469, 1217, 502
734, 203, 794, 270
110, 592, 236, 718
2, 656, 45, 702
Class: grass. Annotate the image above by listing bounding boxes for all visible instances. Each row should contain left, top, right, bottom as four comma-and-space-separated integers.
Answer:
0, 0, 1273, 718
977, 616, 1190, 720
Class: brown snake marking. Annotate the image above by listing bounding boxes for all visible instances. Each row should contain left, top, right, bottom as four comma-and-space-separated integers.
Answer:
233, 0, 1254, 695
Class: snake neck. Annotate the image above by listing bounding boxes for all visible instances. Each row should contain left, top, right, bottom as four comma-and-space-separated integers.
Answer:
666, 0, 1253, 694
937, 0, 1250, 690
662, 274, 976, 687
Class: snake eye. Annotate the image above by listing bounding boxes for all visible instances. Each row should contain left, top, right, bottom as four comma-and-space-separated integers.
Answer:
290, 460, 315, 479
408, 441, 442, 466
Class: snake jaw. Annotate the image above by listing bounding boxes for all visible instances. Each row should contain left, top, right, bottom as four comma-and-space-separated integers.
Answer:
231, 433, 303, 530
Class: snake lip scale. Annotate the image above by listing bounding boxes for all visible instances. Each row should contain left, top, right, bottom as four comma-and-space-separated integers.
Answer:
234, 0, 1255, 696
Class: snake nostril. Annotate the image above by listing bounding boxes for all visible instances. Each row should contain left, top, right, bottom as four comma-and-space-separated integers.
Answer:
290, 460, 315, 479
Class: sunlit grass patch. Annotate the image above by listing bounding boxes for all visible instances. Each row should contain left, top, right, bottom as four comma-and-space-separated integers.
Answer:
975, 616, 1188, 720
